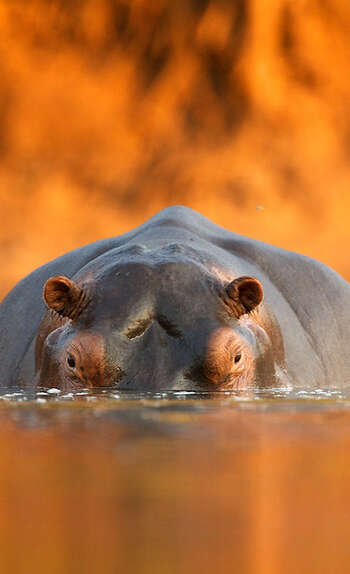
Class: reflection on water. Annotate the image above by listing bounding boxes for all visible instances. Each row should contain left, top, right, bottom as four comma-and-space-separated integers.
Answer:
0, 386, 350, 573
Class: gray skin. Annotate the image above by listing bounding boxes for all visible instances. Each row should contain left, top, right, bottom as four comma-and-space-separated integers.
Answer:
0, 205, 349, 391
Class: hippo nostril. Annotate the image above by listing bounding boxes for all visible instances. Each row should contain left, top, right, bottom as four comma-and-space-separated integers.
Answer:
125, 317, 152, 339
125, 315, 182, 339
156, 314, 182, 338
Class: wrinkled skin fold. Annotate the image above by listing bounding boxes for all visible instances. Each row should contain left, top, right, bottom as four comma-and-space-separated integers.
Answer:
1, 206, 350, 390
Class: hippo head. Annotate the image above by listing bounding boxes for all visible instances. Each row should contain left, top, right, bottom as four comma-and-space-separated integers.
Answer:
35, 251, 284, 391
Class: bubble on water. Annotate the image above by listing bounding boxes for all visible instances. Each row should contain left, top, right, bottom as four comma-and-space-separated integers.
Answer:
47, 388, 61, 395
0, 392, 25, 401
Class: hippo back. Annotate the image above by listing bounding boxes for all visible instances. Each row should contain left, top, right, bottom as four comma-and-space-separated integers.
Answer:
1, 205, 349, 388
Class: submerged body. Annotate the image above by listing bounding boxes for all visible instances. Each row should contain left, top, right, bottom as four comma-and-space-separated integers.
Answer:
0, 206, 349, 390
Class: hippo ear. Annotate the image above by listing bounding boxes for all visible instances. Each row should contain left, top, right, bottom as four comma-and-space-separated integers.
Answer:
43, 276, 87, 319
226, 276, 264, 317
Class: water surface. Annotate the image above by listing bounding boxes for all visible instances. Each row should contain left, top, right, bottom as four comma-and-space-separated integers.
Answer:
0, 386, 349, 574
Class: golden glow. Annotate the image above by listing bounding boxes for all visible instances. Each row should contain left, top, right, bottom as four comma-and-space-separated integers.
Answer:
1, 0, 350, 298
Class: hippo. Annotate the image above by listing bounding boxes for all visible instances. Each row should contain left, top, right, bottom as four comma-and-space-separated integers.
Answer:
0, 205, 349, 391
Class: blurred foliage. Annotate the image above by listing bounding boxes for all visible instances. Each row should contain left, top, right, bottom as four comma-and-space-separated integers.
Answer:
1, 0, 350, 296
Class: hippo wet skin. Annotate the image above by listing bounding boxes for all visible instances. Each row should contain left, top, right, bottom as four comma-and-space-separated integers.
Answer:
0, 206, 349, 391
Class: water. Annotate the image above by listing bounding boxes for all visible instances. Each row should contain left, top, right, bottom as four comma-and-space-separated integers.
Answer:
2, 385, 350, 403
0, 386, 350, 574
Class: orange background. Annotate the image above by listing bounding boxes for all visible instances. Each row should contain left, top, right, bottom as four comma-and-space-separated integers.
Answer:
1, 0, 350, 299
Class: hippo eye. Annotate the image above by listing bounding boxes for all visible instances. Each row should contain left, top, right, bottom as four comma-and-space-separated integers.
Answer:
234, 353, 242, 364
67, 353, 76, 369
